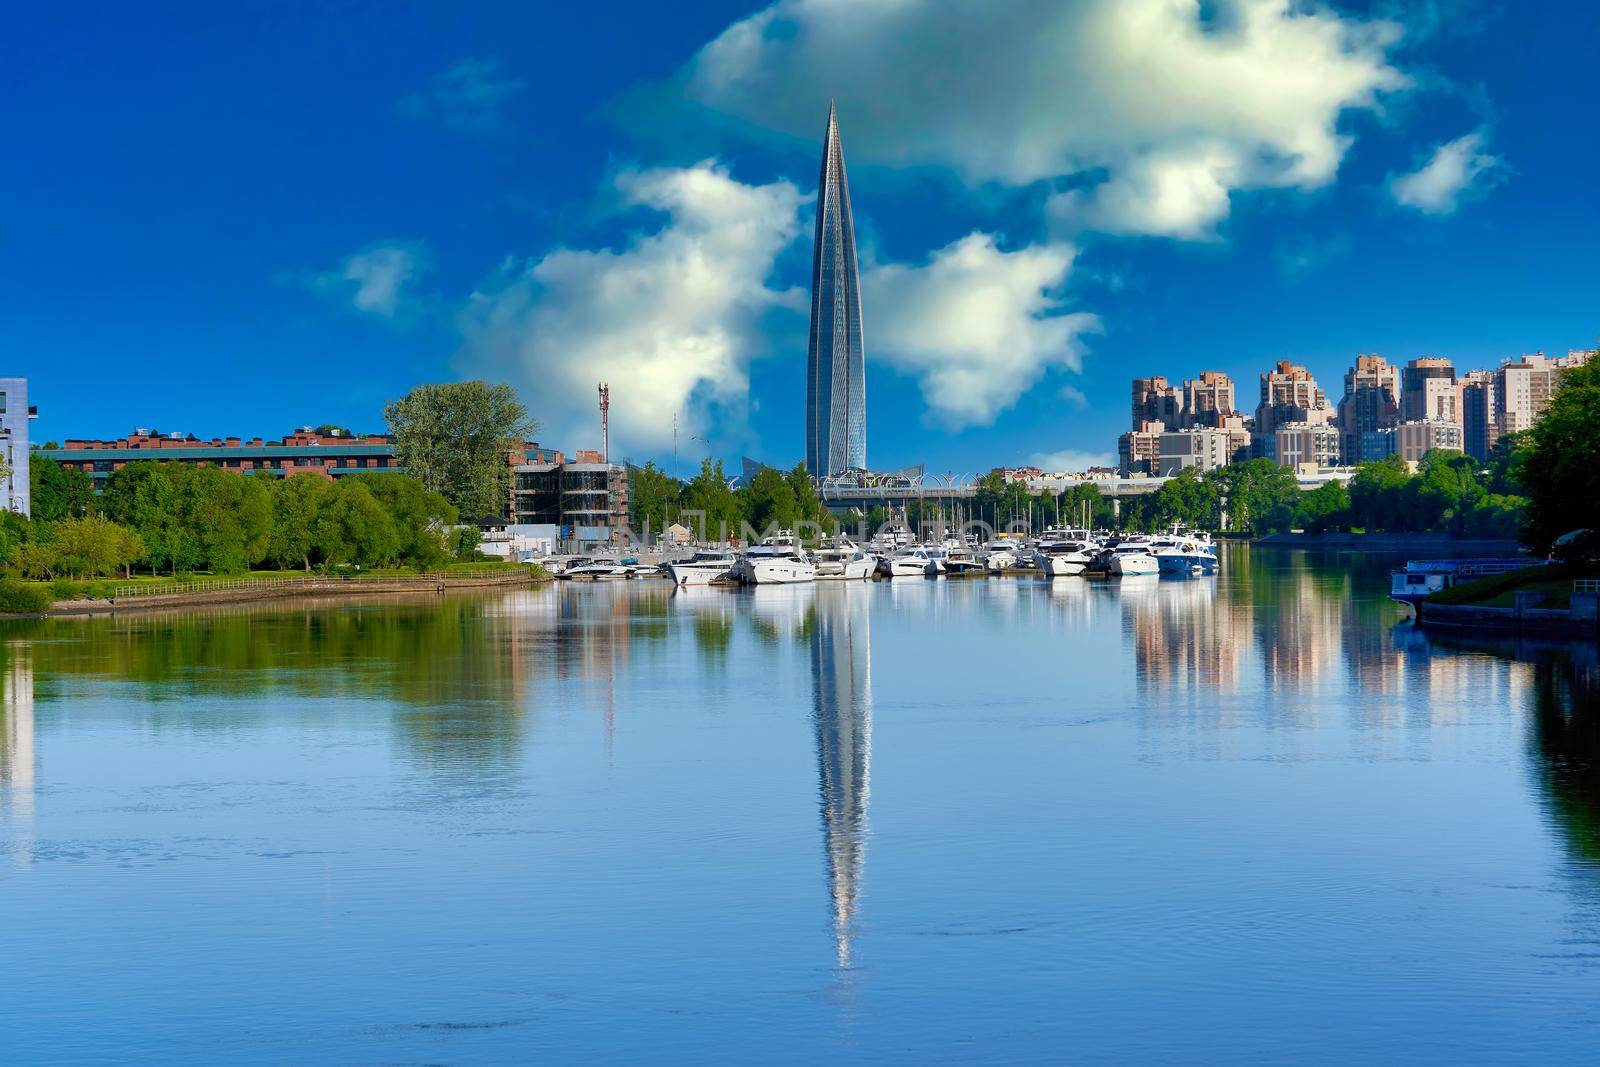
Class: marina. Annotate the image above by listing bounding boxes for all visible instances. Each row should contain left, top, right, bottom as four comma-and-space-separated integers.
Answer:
6, 549, 1599, 1062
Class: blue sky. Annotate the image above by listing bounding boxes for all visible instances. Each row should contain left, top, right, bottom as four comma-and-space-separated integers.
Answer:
8, 0, 1597, 476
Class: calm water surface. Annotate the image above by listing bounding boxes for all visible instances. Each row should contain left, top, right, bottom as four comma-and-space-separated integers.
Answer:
3, 548, 1598, 1063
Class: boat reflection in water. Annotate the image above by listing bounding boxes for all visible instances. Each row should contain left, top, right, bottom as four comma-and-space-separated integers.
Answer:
809, 583, 873, 972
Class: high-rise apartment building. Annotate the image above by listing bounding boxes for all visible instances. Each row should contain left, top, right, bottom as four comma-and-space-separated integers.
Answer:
1460, 370, 1498, 460
1401, 357, 1459, 424
1156, 429, 1233, 476
1181, 371, 1238, 429
1497, 350, 1593, 437
0, 378, 32, 516
1254, 362, 1332, 456
1117, 429, 1162, 476
1337, 354, 1401, 464
805, 103, 867, 477
1131, 376, 1182, 432
1274, 422, 1342, 472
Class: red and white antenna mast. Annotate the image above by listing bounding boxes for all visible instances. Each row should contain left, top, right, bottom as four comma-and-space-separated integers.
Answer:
598, 382, 610, 463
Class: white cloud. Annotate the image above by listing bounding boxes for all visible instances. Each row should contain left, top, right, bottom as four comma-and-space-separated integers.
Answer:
308, 242, 429, 317
457, 161, 805, 452
399, 58, 525, 132
1030, 449, 1117, 473
678, 0, 1407, 238
863, 234, 1099, 429
1387, 129, 1503, 215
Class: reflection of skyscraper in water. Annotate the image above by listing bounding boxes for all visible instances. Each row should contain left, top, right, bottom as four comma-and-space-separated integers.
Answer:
2, 644, 35, 867
810, 586, 871, 969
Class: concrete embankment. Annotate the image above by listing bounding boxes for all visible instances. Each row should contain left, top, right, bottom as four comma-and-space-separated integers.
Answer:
44, 570, 549, 617
1419, 592, 1600, 640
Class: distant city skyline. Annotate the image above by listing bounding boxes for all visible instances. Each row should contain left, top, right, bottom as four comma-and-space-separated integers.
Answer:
7, 3, 1599, 474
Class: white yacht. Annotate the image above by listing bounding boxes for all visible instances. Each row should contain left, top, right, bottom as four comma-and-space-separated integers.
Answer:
667, 550, 738, 586
979, 539, 1022, 572
1153, 526, 1218, 576
564, 557, 631, 581
812, 538, 876, 581
730, 531, 816, 585
878, 546, 942, 578
942, 543, 987, 576
1031, 527, 1097, 577
1107, 542, 1160, 576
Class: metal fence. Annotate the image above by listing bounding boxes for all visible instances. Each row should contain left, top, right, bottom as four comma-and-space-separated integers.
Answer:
107, 563, 523, 600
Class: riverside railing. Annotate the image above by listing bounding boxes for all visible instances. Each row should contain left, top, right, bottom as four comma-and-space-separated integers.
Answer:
107, 563, 525, 600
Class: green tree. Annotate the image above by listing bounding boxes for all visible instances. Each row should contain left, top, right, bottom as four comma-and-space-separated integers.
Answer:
101, 463, 196, 574
313, 480, 400, 568
785, 463, 837, 534
1519, 357, 1600, 552
51, 515, 144, 578
1145, 468, 1220, 530
682, 459, 743, 542
30, 457, 96, 521
1412, 449, 1485, 534
269, 474, 332, 571
1347, 455, 1413, 532
628, 461, 682, 536
384, 381, 535, 520
1485, 431, 1527, 495
742, 465, 799, 533
1297, 480, 1351, 533
1209, 459, 1299, 535
350, 473, 455, 569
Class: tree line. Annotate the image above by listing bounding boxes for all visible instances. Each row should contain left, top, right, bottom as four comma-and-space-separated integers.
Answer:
9, 461, 462, 582
628, 459, 838, 541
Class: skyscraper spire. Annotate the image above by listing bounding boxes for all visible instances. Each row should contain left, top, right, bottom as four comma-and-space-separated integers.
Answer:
806, 102, 866, 476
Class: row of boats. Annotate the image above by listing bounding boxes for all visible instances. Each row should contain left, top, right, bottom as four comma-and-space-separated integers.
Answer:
551, 525, 1220, 586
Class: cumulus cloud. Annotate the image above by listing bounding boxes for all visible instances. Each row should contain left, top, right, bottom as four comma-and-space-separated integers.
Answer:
457, 162, 805, 452
399, 58, 525, 132
1030, 449, 1117, 473
1387, 129, 1504, 214
676, 0, 1407, 238
307, 242, 429, 317
863, 234, 1099, 429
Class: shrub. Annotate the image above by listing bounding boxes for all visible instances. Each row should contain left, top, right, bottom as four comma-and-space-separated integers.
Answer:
0, 578, 51, 615
48, 578, 86, 601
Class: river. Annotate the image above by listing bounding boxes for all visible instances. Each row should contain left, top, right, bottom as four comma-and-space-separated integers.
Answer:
2, 547, 1597, 1063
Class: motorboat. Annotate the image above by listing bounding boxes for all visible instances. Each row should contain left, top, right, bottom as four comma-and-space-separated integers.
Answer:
667, 551, 738, 586
942, 543, 987, 576
980, 539, 1021, 572
1106, 542, 1160, 576
1032, 527, 1098, 577
877, 546, 942, 578
1155, 538, 1218, 576
812, 538, 876, 581
564, 557, 631, 581
730, 531, 816, 585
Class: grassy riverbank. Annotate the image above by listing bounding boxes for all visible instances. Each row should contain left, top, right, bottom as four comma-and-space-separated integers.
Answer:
0, 561, 549, 616
1426, 563, 1597, 609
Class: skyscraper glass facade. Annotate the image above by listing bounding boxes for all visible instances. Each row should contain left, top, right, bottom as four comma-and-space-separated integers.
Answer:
805, 103, 866, 477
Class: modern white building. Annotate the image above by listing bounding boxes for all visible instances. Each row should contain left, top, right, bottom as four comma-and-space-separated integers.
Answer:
0, 378, 33, 516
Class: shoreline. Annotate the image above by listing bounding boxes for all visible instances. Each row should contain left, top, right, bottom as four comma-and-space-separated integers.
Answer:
34, 570, 551, 619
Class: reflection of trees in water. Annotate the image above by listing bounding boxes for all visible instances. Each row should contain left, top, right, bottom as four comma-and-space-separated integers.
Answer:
0, 587, 685, 769
1526, 644, 1600, 864
809, 585, 872, 971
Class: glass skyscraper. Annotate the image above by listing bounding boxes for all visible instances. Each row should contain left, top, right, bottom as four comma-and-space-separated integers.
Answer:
805, 103, 866, 477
